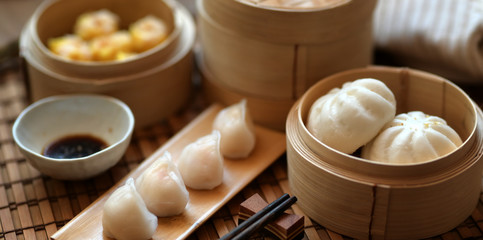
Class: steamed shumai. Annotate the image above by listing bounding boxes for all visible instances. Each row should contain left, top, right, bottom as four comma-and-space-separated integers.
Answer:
361, 111, 463, 164
135, 151, 189, 217
307, 78, 396, 154
89, 30, 133, 61
74, 9, 120, 41
48, 35, 92, 61
129, 15, 168, 53
177, 131, 224, 190
102, 178, 157, 240
213, 99, 256, 158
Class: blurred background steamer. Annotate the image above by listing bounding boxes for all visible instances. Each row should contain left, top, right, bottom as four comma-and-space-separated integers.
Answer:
197, 0, 377, 131
20, 0, 196, 128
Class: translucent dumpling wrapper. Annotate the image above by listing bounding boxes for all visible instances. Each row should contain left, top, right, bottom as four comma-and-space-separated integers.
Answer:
307, 78, 397, 154
135, 151, 189, 217
361, 111, 463, 164
177, 130, 224, 190
213, 99, 256, 158
74, 9, 120, 41
102, 178, 157, 240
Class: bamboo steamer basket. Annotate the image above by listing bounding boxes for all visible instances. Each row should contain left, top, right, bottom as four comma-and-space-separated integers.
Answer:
286, 66, 483, 240
198, 57, 295, 131
197, 0, 376, 131
19, 0, 195, 128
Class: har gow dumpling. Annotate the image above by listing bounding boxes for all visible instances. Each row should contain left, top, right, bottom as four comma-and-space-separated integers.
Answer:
213, 99, 256, 158
177, 130, 224, 190
102, 178, 157, 240
361, 111, 463, 164
307, 78, 396, 154
135, 151, 189, 217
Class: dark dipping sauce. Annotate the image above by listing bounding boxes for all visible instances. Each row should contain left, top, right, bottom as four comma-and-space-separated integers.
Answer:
43, 134, 108, 159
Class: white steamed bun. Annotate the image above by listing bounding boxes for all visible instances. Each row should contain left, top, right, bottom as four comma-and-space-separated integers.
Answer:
307, 78, 397, 154
361, 111, 463, 164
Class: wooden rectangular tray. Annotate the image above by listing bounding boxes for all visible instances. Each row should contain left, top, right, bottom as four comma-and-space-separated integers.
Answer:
51, 104, 286, 240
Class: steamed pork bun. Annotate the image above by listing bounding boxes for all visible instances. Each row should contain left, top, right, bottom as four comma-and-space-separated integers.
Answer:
307, 78, 396, 154
361, 111, 463, 164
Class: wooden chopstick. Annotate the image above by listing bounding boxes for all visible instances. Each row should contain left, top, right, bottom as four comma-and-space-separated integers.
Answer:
220, 193, 289, 240
232, 196, 297, 240
220, 194, 297, 240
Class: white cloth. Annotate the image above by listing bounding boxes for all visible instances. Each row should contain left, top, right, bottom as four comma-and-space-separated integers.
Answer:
373, 0, 483, 83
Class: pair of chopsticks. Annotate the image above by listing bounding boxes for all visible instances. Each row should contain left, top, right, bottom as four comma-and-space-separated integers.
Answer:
221, 193, 297, 240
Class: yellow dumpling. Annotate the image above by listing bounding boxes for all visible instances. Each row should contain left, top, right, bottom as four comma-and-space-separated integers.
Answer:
48, 35, 92, 61
74, 9, 120, 41
116, 51, 137, 61
89, 31, 133, 61
129, 15, 168, 53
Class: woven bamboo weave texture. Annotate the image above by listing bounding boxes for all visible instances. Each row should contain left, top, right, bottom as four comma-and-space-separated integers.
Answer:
1, 68, 483, 240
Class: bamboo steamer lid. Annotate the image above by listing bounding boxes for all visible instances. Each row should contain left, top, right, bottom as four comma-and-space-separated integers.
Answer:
286, 66, 483, 239
20, 0, 196, 128
197, 0, 376, 130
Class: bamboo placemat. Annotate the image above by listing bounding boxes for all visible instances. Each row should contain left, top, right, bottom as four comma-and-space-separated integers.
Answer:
1, 64, 483, 240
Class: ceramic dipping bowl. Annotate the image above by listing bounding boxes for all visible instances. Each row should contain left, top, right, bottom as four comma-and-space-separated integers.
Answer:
12, 94, 134, 180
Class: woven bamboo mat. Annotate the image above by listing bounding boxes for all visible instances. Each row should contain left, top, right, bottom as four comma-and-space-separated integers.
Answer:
1, 64, 483, 240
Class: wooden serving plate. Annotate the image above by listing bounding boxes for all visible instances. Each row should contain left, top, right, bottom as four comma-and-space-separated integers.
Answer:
51, 104, 286, 240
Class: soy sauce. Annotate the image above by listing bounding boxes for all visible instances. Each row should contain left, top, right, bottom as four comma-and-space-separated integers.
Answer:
43, 134, 108, 159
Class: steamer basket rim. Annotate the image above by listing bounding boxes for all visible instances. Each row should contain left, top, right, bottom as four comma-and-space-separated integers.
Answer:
296, 66, 479, 168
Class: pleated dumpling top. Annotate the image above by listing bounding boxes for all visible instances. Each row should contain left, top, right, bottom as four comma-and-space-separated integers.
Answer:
213, 99, 256, 159
102, 178, 158, 240
307, 78, 396, 154
362, 111, 463, 164
177, 131, 224, 190
135, 151, 189, 217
